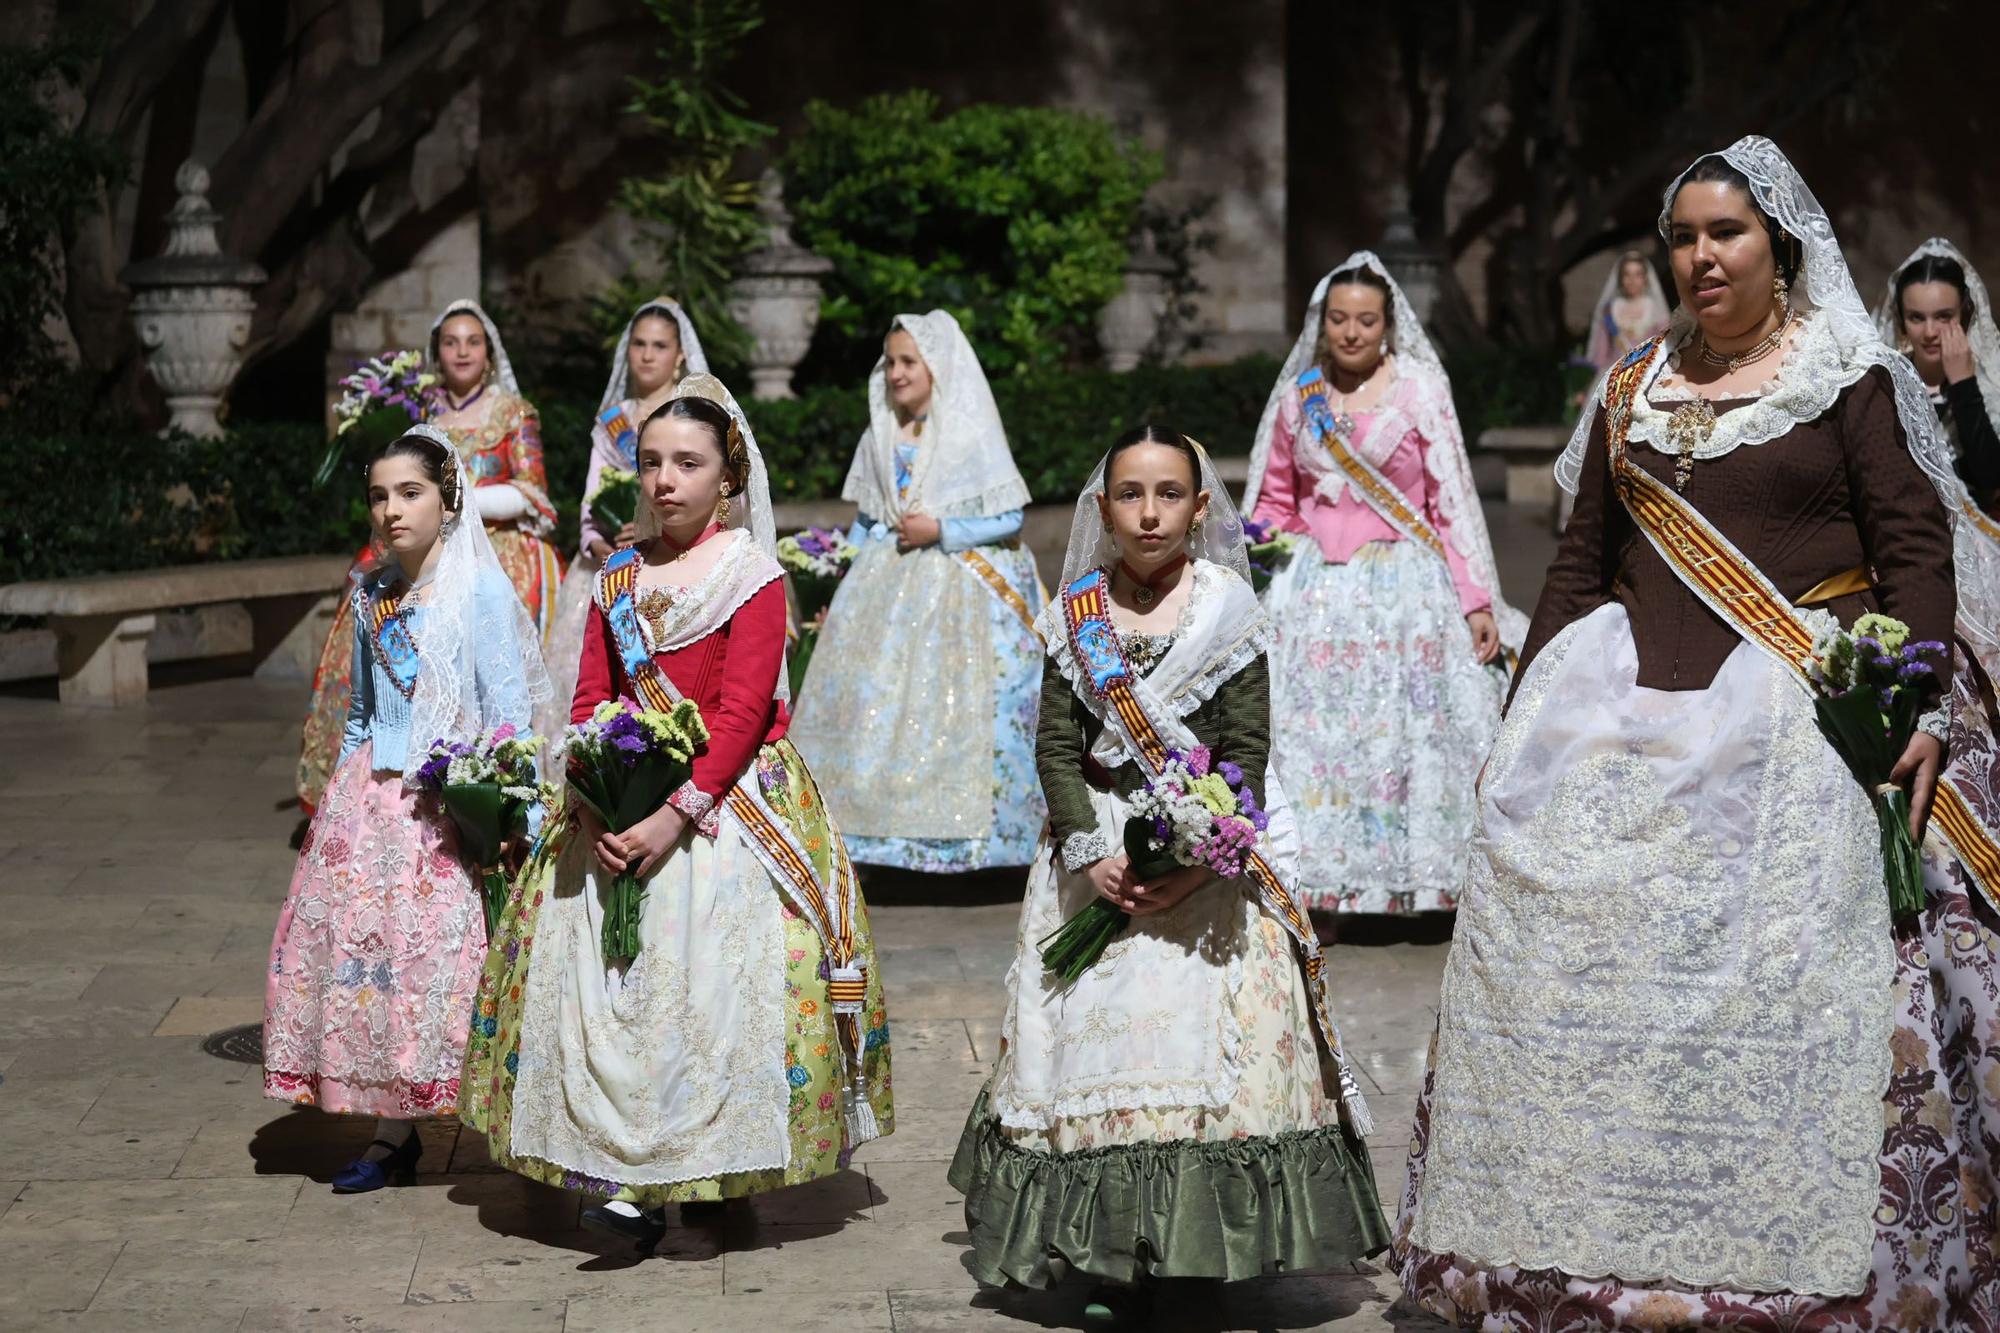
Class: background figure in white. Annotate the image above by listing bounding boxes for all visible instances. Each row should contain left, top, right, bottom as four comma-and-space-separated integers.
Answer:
789, 310, 1045, 874
1586, 249, 1672, 370
1874, 240, 2000, 510
538, 298, 705, 739
1243, 254, 1521, 920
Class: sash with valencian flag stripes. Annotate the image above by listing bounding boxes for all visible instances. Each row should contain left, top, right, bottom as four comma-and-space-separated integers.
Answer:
1295, 366, 1449, 564
593, 545, 878, 1135
1058, 568, 1372, 1134
598, 404, 637, 469
1600, 334, 2000, 912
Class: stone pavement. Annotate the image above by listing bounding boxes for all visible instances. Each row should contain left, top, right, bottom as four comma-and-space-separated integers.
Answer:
0, 502, 1564, 1331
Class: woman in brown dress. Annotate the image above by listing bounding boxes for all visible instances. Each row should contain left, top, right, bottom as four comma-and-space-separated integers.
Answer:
1397, 136, 2000, 1330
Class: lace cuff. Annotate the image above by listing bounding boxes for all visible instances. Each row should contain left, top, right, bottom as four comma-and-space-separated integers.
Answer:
668, 780, 716, 836
1060, 830, 1113, 873
1919, 695, 1953, 748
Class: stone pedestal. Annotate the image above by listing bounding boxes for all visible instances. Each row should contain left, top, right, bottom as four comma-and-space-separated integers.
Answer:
54, 614, 156, 707
1097, 233, 1177, 372
120, 162, 266, 440
730, 171, 832, 401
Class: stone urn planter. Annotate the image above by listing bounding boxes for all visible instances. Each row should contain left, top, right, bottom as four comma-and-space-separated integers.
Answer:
120, 161, 266, 440
729, 171, 833, 401
1096, 231, 1176, 372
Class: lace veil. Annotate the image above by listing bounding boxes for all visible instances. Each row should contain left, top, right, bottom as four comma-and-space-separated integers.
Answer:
1585, 250, 1671, 369
388, 423, 553, 776
1873, 238, 2000, 446
843, 310, 1031, 522
597, 297, 710, 413
1058, 437, 1251, 589
1556, 135, 2000, 660
428, 299, 519, 395
1243, 250, 1525, 647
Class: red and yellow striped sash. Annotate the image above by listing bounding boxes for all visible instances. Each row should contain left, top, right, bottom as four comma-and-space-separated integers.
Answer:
1603, 336, 2000, 912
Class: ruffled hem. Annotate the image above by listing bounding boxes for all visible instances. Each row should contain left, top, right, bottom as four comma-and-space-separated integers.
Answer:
947, 1092, 1390, 1287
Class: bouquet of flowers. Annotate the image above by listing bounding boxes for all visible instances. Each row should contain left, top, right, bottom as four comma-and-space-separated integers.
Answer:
315, 349, 443, 488
587, 467, 641, 544
411, 724, 543, 937
1804, 611, 1949, 918
1038, 745, 1269, 984
777, 526, 858, 694
561, 698, 710, 961
1243, 518, 1300, 595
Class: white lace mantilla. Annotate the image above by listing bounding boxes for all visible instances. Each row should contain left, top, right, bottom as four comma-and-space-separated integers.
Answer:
1406, 605, 1894, 1295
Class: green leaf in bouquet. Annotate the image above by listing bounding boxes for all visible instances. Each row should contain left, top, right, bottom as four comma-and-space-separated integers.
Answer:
789, 571, 842, 624
315, 405, 418, 490
1123, 815, 1183, 882
440, 781, 508, 867
788, 625, 821, 697
588, 473, 641, 539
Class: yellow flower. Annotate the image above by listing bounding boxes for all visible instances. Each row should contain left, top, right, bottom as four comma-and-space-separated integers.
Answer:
1853, 612, 1910, 654
1188, 772, 1237, 817
799, 999, 818, 1017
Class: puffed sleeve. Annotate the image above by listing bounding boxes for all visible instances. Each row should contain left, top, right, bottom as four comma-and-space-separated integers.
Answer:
339, 597, 372, 763
1250, 395, 1310, 534
570, 600, 617, 725
1842, 367, 1957, 694
1036, 660, 1107, 871
1511, 408, 1617, 705
1410, 380, 1493, 616
685, 578, 786, 801
503, 398, 557, 533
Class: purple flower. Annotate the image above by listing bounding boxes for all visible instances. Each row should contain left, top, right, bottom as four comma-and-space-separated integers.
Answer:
1897, 661, 1935, 681
1217, 760, 1244, 788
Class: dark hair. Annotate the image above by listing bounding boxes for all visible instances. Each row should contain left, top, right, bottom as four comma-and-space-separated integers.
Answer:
1895, 254, 1976, 328
371, 432, 461, 511
1326, 264, 1393, 313
1105, 423, 1201, 489
630, 305, 684, 340
1669, 155, 1802, 283
640, 396, 747, 495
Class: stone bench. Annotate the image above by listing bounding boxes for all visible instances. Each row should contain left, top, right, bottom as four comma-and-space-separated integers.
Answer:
0, 554, 351, 706
1478, 425, 1572, 531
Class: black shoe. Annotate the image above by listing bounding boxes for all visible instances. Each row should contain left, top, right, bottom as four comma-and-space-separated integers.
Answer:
330, 1134, 421, 1193
581, 1203, 668, 1254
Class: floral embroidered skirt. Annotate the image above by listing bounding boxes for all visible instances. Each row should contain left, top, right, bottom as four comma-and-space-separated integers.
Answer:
1396, 860, 2000, 1331
1264, 539, 1504, 914
460, 739, 893, 1204
264, 742, 486, 1116
295, 524, 563, 812
949, 831, 1389, 1287
792, 538, 1045, 874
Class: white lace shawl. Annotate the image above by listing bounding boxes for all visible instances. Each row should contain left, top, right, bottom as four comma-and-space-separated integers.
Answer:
842, 309, 1031, 522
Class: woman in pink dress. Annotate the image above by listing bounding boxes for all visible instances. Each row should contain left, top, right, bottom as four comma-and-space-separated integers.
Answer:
1244, 252, 1525, 920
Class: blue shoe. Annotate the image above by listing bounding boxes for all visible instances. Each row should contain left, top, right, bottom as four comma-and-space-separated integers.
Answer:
331, 1134, 420, 1193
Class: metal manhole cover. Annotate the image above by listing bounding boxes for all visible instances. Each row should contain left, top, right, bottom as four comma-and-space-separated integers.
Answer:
203, 1023, 264, 1064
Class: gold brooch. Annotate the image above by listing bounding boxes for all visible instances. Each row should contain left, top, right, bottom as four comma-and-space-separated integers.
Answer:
1665, 398, 1717, 492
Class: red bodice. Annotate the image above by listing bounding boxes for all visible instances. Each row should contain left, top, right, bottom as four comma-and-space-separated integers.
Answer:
571, 578, 791, 801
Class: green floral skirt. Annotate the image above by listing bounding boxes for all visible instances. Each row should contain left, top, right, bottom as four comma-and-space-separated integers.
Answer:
460, 739, 893, 1203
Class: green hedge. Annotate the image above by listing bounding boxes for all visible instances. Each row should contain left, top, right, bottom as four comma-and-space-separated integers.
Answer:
4, 350, 1598, 588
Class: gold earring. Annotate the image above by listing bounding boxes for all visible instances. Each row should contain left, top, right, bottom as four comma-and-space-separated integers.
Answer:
1772, 274, 1788, 303
1187, 515, 1204, 537
716, 493, 732, 526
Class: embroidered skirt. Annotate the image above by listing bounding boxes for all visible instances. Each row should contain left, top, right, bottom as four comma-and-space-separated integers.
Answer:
791, 537, 1045, 873
948, 797, 1389, 1287
461, 739, 894, 1203
264, 742, 486, 1116
1263, 539, 1504, 914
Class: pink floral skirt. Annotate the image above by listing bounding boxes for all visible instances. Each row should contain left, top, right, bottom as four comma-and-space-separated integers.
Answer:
1396, 860, 2000, 1331
264, 742, 485, 1117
